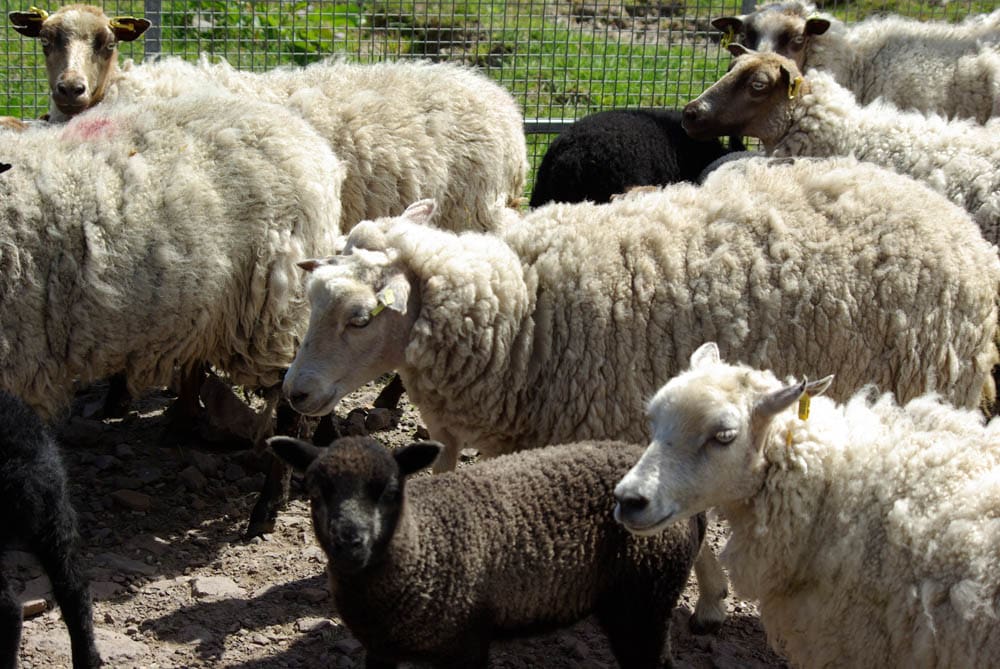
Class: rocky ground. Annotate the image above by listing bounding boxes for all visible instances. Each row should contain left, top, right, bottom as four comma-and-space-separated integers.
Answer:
11, 377, 787, 668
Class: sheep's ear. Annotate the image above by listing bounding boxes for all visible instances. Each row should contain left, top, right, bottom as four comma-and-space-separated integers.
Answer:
9, 9, 49, 38
804, 17, 830, 36
805, 375, 834, 397
400, 199, 437, 227
394, 441, 443, 477
297, 257, 340, 273
374, 271, 411, 316
689, 342, 720, 369
109, 17, 151, 41
752, 378, 807, 426
727, 43, 752, 59
711, 16, 743, 35
268, 436, 324, 473
0, 163, 10, 175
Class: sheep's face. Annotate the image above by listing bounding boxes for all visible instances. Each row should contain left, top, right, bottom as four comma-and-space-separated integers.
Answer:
9, 5, 150, 121
712, 2, 830, 72
615, 343, 832, 536
284, 249, 416, 417
268, 435, 441, 575
682, 49, 802, 148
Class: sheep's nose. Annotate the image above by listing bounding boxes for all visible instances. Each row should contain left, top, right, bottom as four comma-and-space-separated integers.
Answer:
287, 390, 310, 407
682, 103, 700, 125
57, 79, 86, 98
615, 491, 650, 515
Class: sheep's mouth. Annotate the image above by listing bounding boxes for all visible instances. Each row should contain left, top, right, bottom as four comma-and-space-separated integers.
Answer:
614, 505, 677, 537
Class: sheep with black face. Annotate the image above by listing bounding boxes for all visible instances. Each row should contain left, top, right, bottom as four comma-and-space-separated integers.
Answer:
271, 435, 704, 669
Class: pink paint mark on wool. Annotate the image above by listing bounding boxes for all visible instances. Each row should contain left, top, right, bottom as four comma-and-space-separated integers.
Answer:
61, 117, 117, 142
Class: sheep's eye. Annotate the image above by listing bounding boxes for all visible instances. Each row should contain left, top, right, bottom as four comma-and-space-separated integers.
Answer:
39, 36, 50, 47
790, 35, 805, 49
348, 314, 371, 328
106, 40, 118, 51
714, 428, 738, 444
750, 80, 768, 92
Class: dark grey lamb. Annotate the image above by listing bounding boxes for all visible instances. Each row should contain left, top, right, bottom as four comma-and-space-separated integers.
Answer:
271, 434, 704, 669
0, 391, 101, 668
529, 108, 742, 207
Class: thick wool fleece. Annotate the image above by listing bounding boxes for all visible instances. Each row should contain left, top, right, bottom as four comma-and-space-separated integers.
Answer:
770, 71, 1000, 244
349, 157, 999, 457
528, 109, 735, 207
0, 89, 344, 418
336, 441, 702, 661
109, 56, 527, 232
718, 376, 1000, 667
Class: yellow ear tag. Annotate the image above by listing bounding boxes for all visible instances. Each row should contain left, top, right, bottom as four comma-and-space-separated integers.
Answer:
109, 18, 137, 32
28, 7, 49, 21
370, 288, 395, 317
721, 27, 735, 48
797, 393, 811, 420
788, 76, 803, 100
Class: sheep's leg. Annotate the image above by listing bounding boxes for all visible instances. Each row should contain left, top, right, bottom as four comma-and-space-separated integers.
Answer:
422, 420, 461, 473
0, 565, 22, 669
689, 543, 729, 635
244, 400, 304, 539
100, 372, 132, 419
372, 374, 406, 410
162, 363, 207, 434
33, 519, 101, 667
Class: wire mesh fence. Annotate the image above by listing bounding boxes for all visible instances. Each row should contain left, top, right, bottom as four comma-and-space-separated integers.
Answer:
2, 0, 996, 185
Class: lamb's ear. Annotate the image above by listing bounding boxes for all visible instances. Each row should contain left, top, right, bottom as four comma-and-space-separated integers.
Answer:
727, 43, 752, 59
9, 9, 49, 38
804, 17, 831, 36
689, 342, 720, 369
754, 379, 807, 422
0, 163, 10, 175
109, 17, 152, 41
374, 270, 411, 315
400, 199, 437, 227
394, 441, 444, 477
268, 436, 325, 473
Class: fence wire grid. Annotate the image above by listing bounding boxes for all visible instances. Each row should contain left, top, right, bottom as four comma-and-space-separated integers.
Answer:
2, 0, 996, 185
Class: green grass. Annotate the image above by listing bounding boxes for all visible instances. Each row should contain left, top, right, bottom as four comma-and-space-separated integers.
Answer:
1, 0, 993, 191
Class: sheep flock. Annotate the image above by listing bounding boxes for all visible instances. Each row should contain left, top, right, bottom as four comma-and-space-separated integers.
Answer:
3, 1, 1000, 667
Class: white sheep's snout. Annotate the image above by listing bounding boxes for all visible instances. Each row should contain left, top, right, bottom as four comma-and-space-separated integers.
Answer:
613, 460, 681, 536
283, 366, 341, 417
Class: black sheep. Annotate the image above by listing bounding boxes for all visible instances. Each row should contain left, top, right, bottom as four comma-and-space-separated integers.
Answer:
0, 391, 101, 668
529, 108, 743, 207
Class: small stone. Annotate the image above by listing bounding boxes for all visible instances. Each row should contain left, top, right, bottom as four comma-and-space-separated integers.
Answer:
178, 465, 208, 491
333, 636, 363, 655
93, 454, 120, 471
223, 463, 245, 482
21, 599, 46, 618
110, 489, 151, 512
413, 425, 430, 440
96, 552, 157, 577
90, 581, 123, 601
190, 576, 244, 599
186, 451, 218, 477
115, 443, 134, 458
59, 416, 106, 447
135, 466, 162, 485
300, 587, 328, 603
295, 617, 331, 634
251, 633, 270, 646
113, 476, 144, 490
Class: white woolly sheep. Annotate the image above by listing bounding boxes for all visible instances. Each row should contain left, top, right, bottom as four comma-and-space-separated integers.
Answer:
0, 390, 101, 668
9, 4, 150, 123
615, 342, 1000, 667
683, 47, 1000, 244
712, 1, 1000, 122
270, 434, 704, 668
281, 156, 1000, 632
0, 86, 344, 422
528, 108, 743, 207
99, 55, 528, 234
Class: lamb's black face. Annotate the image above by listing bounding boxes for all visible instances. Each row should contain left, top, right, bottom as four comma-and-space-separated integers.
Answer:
304, 437, 403, 574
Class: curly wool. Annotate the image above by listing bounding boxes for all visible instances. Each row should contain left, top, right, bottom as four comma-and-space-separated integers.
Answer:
719, 376, 1000, 667
352, 156, 1000, 458
0, 89, 344, 418
109, 56, 527, 233
773, 70, 1000, 244
334, 441, 702, 661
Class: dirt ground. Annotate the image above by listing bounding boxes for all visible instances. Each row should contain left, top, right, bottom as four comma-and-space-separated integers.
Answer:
11, 377, 788, 669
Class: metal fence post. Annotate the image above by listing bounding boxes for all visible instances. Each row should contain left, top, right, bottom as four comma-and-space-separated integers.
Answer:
144, 0, 162, 60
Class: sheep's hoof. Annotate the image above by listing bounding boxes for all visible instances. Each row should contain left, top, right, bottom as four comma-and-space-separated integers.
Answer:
688, 613, 724, 636
243, 516, 276, 540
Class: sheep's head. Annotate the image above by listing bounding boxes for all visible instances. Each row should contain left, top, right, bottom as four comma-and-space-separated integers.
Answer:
9, 5, 150, 121
268, 435, 441, 574
682, 46, 805, 149
614, 342, 832, 536
283, 202, 435, 417
712, 1, 830, 71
